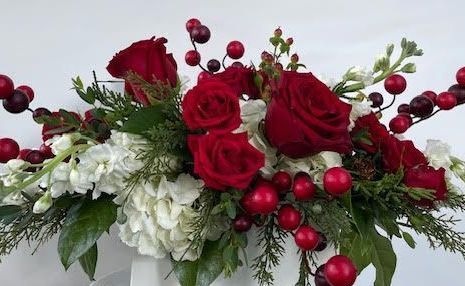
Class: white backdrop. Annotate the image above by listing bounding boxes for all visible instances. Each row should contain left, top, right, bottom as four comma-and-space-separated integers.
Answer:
0, 0, 464, 285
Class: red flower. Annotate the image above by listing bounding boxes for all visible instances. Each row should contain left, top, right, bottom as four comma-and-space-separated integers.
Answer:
212, 67, 261, 99
188, 132, 265, 191
351, 113, 390, 153
42, 112, 82, 141
265, 71, 352, 159
182, 80, 241, 134
403, 165, 448, 206
381, 136, 427, 173
106, 37, 178, 106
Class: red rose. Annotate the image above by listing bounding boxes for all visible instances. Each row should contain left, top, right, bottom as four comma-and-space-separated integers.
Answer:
265, 71, 352, 159
403, 165, 448, 206
381, 136, 427, 173
188, 132, 265, 191
182, 80, 241, 134
212, 67, 261, 99
351, 113, 390, 153
106, 37, 178, 106
42, 111, 82, 141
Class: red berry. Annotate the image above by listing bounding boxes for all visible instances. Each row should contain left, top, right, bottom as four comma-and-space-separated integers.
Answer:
185, 50, 201, 66
436, 92, 457, 110
0, 138, 20, 163
274, 28, 283, 37
277, 204, 301, 231
240, 182, 279, 215
3, 89, 29, 113
368, 92, 384, 108
422, 90, 437, 105
25, 150, 45, 165
292, 172, 316, 201
398, 112, 413, 125
17, 85, 34, 102
233, 215, 253, 232
384, 74, 407, 95
231, 61, 244, 68
389, 115, 411, 134
315, 265, 331, 286
315, 232, 328, 252
448, 84, 465, 105
197, 71, 212, 83
32, 107, 52, 123
286, 38, 294, 45
456, 67, 465, 86
323, 167, 352, 196
409, 96, 434, 118
226, 41, 245, 60
18, 149, 32, 160
397, 104, 410, 114
294, 225, 319, 251
186, 18, 201, 33
190, 25, 211, 44
290, 53, 299, 63
272, 171, 292, 192
39, 143, 54, 159
0, 74, 14, 100
207, 59, 221, 73
324, 255, 357, 286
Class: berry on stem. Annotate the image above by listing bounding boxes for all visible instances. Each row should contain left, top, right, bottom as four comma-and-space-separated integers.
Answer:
32, 107, 52, 123
274, 28, 283, 37
186, 18, 201, 33
39, 143, 54, 159
207, 59, 221, 73
233, 214, 253, 232
324, 255, 357, 286
25, 150, 45, 165
384, 74, 407, 95
277, 204, 301, 231
294, 225, 319, 251
0, 138, 20, 163
0, 74, 14, 100
422, 90, 437, 105
409, 96, 434, 118
292, 172, 316, 201
436, 92, 457, 110
315, 232, 328, 252
231, 62, 244, 68
389, 115, 411, 134
197, 71, 212, 83
315, 265, 331, 286
448, 84, 465, 105
185, 50, 201, 66
272, 171, 292, 192
240, 182, 279, 215
190, 25, 211, 44
323, 167, 352, 196
226, 41, 245, 60
368, 92, 384, 108
17, 85, 34, 102
456, 67, 465, 86
18, 149, 32, 160
397, 104, 410, 114
3, 89, 29, 114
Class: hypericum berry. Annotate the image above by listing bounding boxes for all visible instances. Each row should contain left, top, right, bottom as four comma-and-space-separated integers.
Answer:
397, 103, 410, 114
240, 182, 279, 215
25, 150, 45, 165
323, 167, 352, 196
294, 225, 319, 251
197, 71, 212, 83
290, 53, 299, 63
32, 107, 52, 122
409, 96, 434, 118
2, 89, 29, 114
324, 255, 357, 286
190, 25, 211, 44
315, 232, 328, 252
315, 265, 331, 286
226, 41, 245, 60
185, 50, 201, 66
422, 90, 437, 105
286, 38, 294, 45
456, 67, 465, 86
274, 63, 284, 71
368, 92, 384, 108
207, 59, 221, 72
448, 84, 465, 105
292, 172, 316, 201
277, 204, 302, 231
389, 115, 411, 134
272, 171, 292, 192
0, 74, 14, 100
0, 138, 20, 163
384, 74, 407, 95
39, 143, 54, 159
231, 61, 244, 68
16, 85, 34, 102
233, 214, 253, 232
274, 28, 283, 37
185, 18, 201, 33
436, 92, 457, 110
17, 149, 32, 160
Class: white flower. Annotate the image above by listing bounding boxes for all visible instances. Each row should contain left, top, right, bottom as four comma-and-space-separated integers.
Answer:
108, 131, 147, 152
33, 191, 52, 214
41, 162, 74, 198
315, 74, 339, 89
46, 133, 81, 155
238, 99, 267, 135
424, 140, 453, 171
249, 133, 278, 177
5, 159, 28, 172
348, 101, 372, 131
345, 66, 374, 86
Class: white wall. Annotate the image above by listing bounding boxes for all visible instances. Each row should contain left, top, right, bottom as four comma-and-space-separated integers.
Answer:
0, 0, 464, 285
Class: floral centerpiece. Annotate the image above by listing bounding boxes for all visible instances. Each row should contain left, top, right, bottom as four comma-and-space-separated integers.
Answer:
1, 18, 465, 286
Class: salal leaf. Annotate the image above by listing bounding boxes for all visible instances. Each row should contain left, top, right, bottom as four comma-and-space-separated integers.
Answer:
340, 231, 372, 273
79, 243, 98, 280
370, 230, 397, 286
120, 104, 167, 135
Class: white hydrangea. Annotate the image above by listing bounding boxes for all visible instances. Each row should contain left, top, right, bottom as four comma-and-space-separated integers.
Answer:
237, 99, 267, 135
348, 101, 372, 131
118, 174, 204, 261
424, 140, 453, 171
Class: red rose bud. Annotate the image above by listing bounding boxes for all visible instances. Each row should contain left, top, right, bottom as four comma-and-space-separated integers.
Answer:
324, 255, 357, 286
403, 165, 448, 207
241, 182, 279, 215
436, 91, 457, 110
290, 53, 299, 63
274, 28, 283, 37
384, 74, 407, 95
0, 74, 14, 100
0, 138, 20, 163
456, 66, 465, 86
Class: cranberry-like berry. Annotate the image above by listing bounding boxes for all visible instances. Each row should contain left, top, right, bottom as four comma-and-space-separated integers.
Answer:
277, 204, 302, 231
456, 67, 465, 86
39, 143, 54, 159
231, 61, 244, 68
240, 182, 279, 215
32, 107, 52, 122
0, 138, 20, 163
384, 74, 407, 95
18, 149, 32, 160
323, 167, 353, 196
272, 171, 292, 192
185, 18, 201, 33
185, 50, 201, 66
0, 74, 14, 100
315, 232, 328, 252
368, 92, 384, 108
398, 112, 413, 125
286, 38, 294, 45
274, 28, 283, 37
292, 172, 316, 201
3, 89, 29, 114
197, 71, 212, 83
409, 96, 434, 118
422, 90, 437, 105
290, 53, 299, 63
294, 225, 319, 251
397, 103, 410, 114
226, 41, 245, 60
436, 92, 457, 110
207, 59, 221, 73
25, 150, 45, 165
315, 265, 331, 286
324, 255, 357, 286
17, 85, 34, 102
190, 25, 211, 44
448, 84, 465, 105
389, 115, 411, 134
233, 215, 253, 232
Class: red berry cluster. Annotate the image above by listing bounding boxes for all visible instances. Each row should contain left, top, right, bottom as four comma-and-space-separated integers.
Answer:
0, 74, 35, 114
184, 18, 245, 82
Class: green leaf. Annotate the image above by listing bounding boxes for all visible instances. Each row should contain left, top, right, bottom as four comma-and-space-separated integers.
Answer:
402, 231, 416, 249
58, 198, 117, 270
59, 109, 81, 126
370, 230, 397, 286
340, 231, 372, 273
225, 202, 237, 220
174, 240, 225, 286
79, 243, 98, 280
120, 104, 167, 135
0, 205, 23, 223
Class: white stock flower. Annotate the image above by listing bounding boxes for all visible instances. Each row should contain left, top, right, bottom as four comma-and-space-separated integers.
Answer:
41, 162, 74, 198
5, 159, 28, 172
345, 66, 374, 86
33, 191, 52, 214
238, 99, 267, 135
46, 133, 81, 155
424, 140, 453, 171
348, 101, 372, 131
249, 133, 278, 178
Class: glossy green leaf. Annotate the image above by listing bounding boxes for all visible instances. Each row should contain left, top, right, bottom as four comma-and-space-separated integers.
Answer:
402, 232, 416, 249
120, 104, 167, 135
370, 230, 397, 286
79, 243, 98, 280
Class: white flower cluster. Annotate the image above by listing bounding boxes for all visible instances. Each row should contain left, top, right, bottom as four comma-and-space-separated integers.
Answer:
348, 101, 372, 131
424, 139, 465, 183
344, 66, 374, 87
